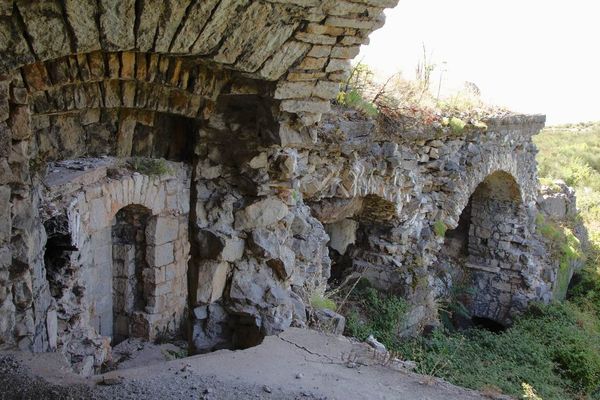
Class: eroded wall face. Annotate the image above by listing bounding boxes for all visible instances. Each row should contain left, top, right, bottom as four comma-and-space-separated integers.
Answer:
0, 5, 560, 372
38, 158, 191, 374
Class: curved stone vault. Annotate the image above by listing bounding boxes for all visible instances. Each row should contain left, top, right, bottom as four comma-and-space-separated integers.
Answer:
0, 0, 562, 376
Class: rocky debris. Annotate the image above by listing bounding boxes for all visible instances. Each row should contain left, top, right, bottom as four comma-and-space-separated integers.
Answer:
539, 180, 579, 221
0, 328, 491, 400
0, 1, 560, 383
365, 335, 387, 353
311, 308, 346, 335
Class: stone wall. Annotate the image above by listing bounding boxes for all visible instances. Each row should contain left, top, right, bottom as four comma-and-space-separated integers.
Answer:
38, 157, 190, 374
0, 0, 570, 377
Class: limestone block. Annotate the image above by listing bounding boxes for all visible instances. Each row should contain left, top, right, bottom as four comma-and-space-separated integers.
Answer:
287, 71, 327, 82
280, 99, 331, 114
170, 0, 220, 52
313, 81, 340, 99
325, 219, 358, 255
305, 23, 344, 36
147, 216, 179, 246
0, 186, 10, 243
259, 41, 310, 80
330, 45, 361, 59
325, 16, 384, 30
8, 105, 31, 140
307, 45, 332, 58
16, 1, 71, 61
0, 19, 35, 75
65, 0, 101, 52
297, 57, 328, 70
196, 261, 230, 304
89, 198, 108, 231
215, 2, 290, 69
325, 59, 351, 73
154, 0, 194, 52
275, 81, 315, 99
221, 237, 245, 262
191, 0, 251, 55
147, 242, 175, 267
235, 197, 289, 230
295, 32, 337, 45
99, 0, 136, 50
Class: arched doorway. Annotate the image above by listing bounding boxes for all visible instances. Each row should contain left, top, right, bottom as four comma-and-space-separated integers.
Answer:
111, 205, 152, 345
440, 171, 528, 326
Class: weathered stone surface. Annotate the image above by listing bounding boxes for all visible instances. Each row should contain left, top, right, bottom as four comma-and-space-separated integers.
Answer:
196, 261, 230, 303
235, 197, 289, 230
325, 219, 357, 255
65, 0, 101, 52
147, 216, 179, 245
191, 0, 251, 55
0, 0, 564, 377
0, 186, 10, 243
16, 1, 71, 60
259, 41, 310, 80
170, 0, 221, 53
312, 308, 346, 335
154, 0, 194, 52
99, 0, 136, 50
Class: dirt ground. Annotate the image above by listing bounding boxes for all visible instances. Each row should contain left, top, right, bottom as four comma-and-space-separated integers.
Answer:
0, 328, 497, 400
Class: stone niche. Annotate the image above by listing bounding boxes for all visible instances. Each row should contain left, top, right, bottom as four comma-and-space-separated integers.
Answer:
41, 157, 190, 373
438, 171, 532, 326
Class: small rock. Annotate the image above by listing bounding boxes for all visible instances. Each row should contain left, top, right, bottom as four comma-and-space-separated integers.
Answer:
263, 385, 272, 393
295, 373, 303, 379
365, 335, 387, 353
98, 376, 122, 386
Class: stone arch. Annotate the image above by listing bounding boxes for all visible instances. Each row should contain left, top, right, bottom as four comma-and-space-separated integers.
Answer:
440, 170, 530, 325
310, 194, 399, 286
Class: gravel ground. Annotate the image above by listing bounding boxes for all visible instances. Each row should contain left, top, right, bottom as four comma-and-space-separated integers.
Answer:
0, 329, 490, 400
0, 355, 320, 400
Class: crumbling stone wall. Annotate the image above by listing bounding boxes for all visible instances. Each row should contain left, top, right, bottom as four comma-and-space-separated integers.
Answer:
0, 0, 570, 376
38, 158, 190, 374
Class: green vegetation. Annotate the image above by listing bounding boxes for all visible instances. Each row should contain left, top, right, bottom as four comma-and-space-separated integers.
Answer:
336, 63, 379, 117
433, 220, 448, 237
310, 293, 337, 311
448, 117, 467, 134
396, 302, 600, 399
535, 213, 584, 299
535, 123, 600, 236
343, 281, 408, 348
340, 124, 600, 399
336, 57, 507, 126
128, 157, 172, 176
340, 284, 600, 398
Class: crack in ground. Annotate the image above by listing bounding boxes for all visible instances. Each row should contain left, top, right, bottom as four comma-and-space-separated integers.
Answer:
277, 336, 336, 364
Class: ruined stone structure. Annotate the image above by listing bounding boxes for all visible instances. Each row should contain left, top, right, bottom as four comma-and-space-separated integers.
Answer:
0, 0, 568, 376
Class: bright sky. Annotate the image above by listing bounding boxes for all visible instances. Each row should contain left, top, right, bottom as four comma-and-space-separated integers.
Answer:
358, 0, 600, 125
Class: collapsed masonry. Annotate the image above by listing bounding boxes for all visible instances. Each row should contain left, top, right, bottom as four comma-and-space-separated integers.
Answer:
0, 0, 574, 375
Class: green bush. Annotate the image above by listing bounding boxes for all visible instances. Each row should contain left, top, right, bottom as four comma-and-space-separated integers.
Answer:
396, 302, 600, 399
310, 294, 337, 311
535, 213, 584, 299
128, 157, 172, 176
344, 282, 408, 349
337, 89, 379, 117
433, 220, 448, 237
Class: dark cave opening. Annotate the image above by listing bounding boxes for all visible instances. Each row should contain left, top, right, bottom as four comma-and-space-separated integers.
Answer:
43, 216, 77, 300
471, 316, 507, 333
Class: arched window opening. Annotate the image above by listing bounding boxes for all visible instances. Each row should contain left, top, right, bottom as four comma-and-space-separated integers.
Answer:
112, 205, 152, 345
437, 171, 526, 328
